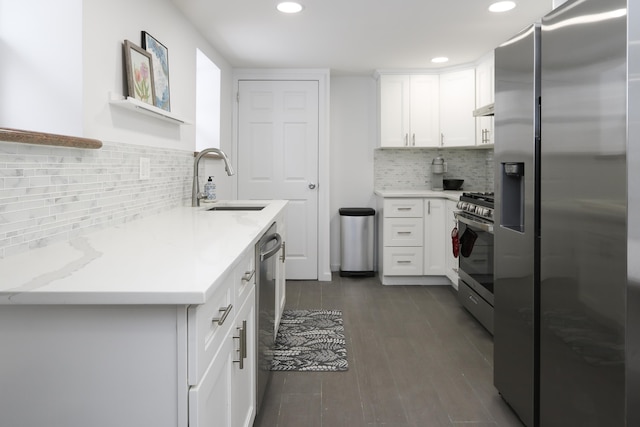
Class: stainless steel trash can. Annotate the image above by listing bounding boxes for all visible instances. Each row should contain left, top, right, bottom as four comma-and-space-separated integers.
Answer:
339, 207, 375, 277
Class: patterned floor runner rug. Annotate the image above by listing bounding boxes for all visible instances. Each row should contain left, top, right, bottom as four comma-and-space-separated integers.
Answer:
271, 309, 348, 371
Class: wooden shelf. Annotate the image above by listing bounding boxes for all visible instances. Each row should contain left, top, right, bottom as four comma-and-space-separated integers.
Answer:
109, 93, 191, 124
0, 127, 102, 149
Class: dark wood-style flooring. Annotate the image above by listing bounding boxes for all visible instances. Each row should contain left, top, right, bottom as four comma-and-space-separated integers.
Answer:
253, 274, 524, 427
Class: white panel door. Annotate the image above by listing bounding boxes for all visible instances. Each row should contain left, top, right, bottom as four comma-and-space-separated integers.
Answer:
237, 80, 319, 280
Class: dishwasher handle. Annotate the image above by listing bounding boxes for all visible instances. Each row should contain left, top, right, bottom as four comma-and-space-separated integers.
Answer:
260, 233, 282, 261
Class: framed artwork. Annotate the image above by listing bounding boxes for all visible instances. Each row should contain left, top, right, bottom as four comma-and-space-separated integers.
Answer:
142, 31, 171, 111
123, 40, 156, 106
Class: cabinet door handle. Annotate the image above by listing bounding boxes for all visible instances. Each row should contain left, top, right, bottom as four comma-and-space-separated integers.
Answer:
412, 133, 416, 146
242, 269, 255, 283
280, 241, 286, 263
404, 133, 409, 147
233, 320, 247, 369
428, 200, 431, 215
440, 133, 444, 146
212, 304, 233, 325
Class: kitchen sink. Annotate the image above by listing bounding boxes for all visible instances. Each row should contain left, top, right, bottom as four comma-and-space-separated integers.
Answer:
207, 205, 265, 211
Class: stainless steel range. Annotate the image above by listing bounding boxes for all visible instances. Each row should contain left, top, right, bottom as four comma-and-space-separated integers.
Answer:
454, 192, 494, 334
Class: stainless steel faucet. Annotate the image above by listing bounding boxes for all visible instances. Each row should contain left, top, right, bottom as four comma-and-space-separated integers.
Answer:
192, 148, 235, 207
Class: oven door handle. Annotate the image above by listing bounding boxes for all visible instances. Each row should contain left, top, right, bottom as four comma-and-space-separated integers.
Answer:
454, 212, 493, 234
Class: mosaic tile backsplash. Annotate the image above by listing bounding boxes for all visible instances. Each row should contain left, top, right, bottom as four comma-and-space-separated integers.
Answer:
374, 147, 494, 192
0, 140, 194, 259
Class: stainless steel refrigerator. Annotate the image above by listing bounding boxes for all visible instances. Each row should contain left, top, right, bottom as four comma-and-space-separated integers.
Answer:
494, 0, 640, 425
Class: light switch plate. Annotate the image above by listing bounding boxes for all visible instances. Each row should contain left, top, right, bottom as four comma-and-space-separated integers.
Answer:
139, 157, 150, 180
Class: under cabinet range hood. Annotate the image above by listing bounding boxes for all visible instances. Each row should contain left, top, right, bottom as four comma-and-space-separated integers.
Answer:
473, 103, 494, 117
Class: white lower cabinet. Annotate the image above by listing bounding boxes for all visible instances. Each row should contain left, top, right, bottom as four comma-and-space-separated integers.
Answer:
189, 250, 257, 427
0, 249, 260, 427
378, 197, 450, 285
189, 286, 255, 427
189, 327, 234, 426
423, 198, 446, 275
232, 288, 256, 427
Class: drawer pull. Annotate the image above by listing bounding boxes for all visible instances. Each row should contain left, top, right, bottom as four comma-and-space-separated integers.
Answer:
233, 320, 247, 369
242, 269, 255, 283
468, 294, 479, 305
397, 260, 412, 264
397, 207, 412, 211
397, 231, 412, 235
212, 304, 233, 325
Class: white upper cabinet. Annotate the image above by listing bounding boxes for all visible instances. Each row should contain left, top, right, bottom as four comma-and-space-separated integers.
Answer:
475, 51, 495, 146
379, 74, 440, 147
439, 69, 476, 147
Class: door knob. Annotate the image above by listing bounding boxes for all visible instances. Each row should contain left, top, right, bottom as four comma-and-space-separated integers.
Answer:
308, 183, 316, 189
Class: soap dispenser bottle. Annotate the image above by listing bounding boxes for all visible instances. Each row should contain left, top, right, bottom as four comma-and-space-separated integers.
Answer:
204, 176, 216, 200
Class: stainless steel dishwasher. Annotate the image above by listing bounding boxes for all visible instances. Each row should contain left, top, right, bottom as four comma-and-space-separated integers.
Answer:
255, 222, 282, 414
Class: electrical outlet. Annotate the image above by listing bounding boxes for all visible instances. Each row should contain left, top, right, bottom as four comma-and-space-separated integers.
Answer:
139, 157, 150, 180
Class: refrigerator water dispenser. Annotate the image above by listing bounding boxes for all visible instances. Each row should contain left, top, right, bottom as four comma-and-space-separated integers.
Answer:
501, 162, 525, 232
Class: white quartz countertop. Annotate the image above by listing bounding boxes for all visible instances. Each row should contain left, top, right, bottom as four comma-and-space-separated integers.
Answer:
0, 200, 287, 306
374, 189, 464, 201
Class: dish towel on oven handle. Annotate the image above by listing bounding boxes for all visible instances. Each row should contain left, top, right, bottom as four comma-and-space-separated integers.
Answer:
451, 225, 460, 258
460, 228, 478, 258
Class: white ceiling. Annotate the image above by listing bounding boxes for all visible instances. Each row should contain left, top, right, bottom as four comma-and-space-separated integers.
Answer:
172, 0, 554, 75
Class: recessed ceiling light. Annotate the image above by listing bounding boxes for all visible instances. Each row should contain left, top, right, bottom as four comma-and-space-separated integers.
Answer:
431, 57, 449, 63
277, 2, 304, 13
489, 1, 516, 12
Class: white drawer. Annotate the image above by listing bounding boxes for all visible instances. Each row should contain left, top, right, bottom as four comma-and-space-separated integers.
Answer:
383, 217, 424, 246
235, 250, 256, 305
187, 272, 234, 385
383, 198, 424, 218
383, 247, 424, 275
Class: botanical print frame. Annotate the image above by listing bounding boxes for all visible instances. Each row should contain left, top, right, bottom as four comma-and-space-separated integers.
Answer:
141, 31, 171, 111
123, 40, 156, 106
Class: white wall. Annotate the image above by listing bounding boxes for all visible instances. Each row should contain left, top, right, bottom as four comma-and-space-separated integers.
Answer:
82, 0, 233, 154
329, 76, 378, 271
82, 0, 235, 199
0, 0, 238, 258
0, 0, 83, 136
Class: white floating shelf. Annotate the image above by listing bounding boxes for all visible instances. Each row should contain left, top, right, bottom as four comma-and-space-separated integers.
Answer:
109, 93, 191, 125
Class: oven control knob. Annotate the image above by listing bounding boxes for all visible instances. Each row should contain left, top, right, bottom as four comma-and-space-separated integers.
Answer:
486, 209, 494, 219
457, 201, 464, 209
477, 207, 486, 216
